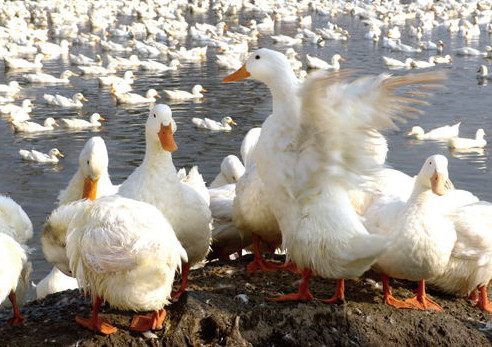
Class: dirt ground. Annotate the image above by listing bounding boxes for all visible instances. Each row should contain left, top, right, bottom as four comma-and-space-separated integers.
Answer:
1, 254, 492, 347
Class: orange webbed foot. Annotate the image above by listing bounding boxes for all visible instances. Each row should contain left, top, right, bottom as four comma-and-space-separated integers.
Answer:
130, 310, 167, 332
246, 257, 280, 273
404, 296, 444, 312
8, 315, 26, 326
317, 295, 345, 305
75, 315, 118, 334
268, 290, 314, 302
384, 294, 416, 309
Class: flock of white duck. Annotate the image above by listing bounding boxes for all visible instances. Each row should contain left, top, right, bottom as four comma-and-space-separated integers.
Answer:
1, 0, 492, 337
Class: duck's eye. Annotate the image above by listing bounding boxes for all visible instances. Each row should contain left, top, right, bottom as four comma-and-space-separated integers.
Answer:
87, 160, 90, 165
153, 113, 156, 118
255, 55, 260, 60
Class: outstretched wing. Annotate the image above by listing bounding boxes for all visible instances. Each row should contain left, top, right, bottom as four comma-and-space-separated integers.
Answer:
294, 70, 445, 193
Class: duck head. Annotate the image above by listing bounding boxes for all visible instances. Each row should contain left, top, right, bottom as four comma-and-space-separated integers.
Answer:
417, 154, 452, 196
148, 104, 178, 152
222, 48, 297, 87
80, 136, 109, 200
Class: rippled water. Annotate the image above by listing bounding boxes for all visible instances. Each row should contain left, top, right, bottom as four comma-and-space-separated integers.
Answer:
0, 9, 491, 300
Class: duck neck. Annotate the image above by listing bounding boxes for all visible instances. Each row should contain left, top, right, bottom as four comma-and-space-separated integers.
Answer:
143, 140, 177, 176
269, 72, 300, 122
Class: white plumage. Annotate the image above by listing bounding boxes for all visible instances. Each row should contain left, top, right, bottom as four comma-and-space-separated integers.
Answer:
371, 155, 465, 308
23, 70, 78, 84
448, 129, 487, 149
192, 116, 237, 131
66, 195, 186, 333
163, 84, 206, 100
0, 233, 31, 325
41, 137, 119, 295
408, 122, 461, 140
0, 195, 33, 244
429, 201, 492, 312
43, 92, 88, 108
11, 117, 59, 133
19, 148, 64, 164
209, 155, 245, 188
114, 88, 160, 104
60, 113, 105, 129
118, 104, 212, 299
223, 48, 446, 302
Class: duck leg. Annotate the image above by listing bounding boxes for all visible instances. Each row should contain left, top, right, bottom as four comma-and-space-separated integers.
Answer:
268, 268, 314, 301
381, 274, 415, 309
246, 233, 297, 273
130, 309, 167, 332
317, 279, 346, 304
476, 285, 492, 313
404, 280, 443, 311
171, 263, 190, 300
75, 296, 117, 334
7, 291, 26, 325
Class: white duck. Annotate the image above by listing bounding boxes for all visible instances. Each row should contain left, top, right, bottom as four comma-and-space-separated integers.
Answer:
382, 56, 413, 69
4, 53, 44, 70
78, 62, 118, 76
0, 195, 33, 244
209, 155, 245, 188
60, 113, 105, 128
24, 70, 78, 84
455, 46, 490, 56
163, 84, 207, 100
41, 136, 119, 293
408, 122, 461, 140
0, 81, 22, 95
139, 59, 180, 72
19, 148, 64, 164
0, 99, 32, 115
432, 55, 453, 64
223, 48, 445, 302
98, 70, 134, 86
43, 92, 88, 108
11, 117, 59, 133
191, 116, 237, 131
477, 65, 492, 82
114, 88, 160, 104
66, 195, 187, 334
448, 129, 487, 149
118, 104, 212, 300
69, 53, 102, 66
306, 54, 345, 70
419, 40, 445, 52
373, 155, 458, 311
36, 266, 78, 300
0, 233, 31, 325
57, 136, 119, 205
211, 127, 280, 264
429, 201, 492, 313
410, 57, 436, 69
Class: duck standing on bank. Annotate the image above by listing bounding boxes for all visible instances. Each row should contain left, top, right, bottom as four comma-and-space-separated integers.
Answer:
223, 48, 446, 303
118, 104, 212, 300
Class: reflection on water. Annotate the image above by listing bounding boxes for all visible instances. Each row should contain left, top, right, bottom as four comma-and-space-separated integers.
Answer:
0, 8, 491, 299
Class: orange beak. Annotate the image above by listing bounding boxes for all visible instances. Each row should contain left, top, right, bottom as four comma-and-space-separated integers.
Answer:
431, 172, 447, 196
83, 177, 99, 200
222, 64, 251, 82
158, 123, 178, 152
339, 57, 346, 61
